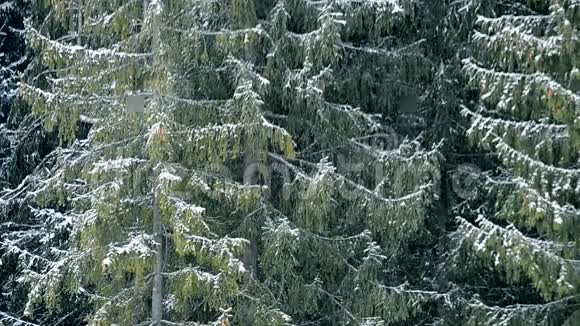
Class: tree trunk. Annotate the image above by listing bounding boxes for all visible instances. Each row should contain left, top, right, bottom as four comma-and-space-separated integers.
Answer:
151, 189, 163, 325
150, 38, 164, 326
242, 146, 261, 276
77, 0, 82, 45
144, 1, 164, 324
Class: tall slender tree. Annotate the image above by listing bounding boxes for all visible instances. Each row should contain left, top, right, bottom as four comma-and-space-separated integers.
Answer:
17, 0, 294, 324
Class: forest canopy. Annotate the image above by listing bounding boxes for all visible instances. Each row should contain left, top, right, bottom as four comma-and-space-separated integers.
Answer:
0, 0, 578, 325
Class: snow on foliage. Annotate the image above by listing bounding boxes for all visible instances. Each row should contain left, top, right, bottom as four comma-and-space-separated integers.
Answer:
89, 157, 146, 174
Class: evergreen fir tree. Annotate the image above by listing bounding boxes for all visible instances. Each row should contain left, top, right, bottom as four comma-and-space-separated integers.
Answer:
0, 0, 35, 187
11, 0, 578, 325
1, 0, 458, 325
0, 2, 69, 325
0, 0, 22, 120
451, 0, 580, 324
15, 0, 294, 324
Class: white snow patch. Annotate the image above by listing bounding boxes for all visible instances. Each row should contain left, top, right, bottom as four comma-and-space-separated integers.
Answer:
103, 13, 114, 25
89, 157, 145, 174
158, 171, 182, 183
108, 233, 156, 259
101, 257, 113, 269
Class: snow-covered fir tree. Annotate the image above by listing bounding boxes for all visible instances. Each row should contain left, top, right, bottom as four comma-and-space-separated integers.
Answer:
1, 2, 86, 325
6, 0, 577, 325
0, 0, 35, 186
13, 0, 295, 324
1, 0, 458, 325
451, 0, 580, 324
0, 1, 25, 116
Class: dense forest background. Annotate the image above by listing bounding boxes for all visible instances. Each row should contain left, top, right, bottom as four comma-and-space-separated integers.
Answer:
0, 0, 578, 325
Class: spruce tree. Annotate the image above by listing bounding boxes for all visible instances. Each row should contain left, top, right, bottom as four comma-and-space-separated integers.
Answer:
0, 0, 35, 187
0, 0, 460, 325
0, 1, 22, 120
1, 2, 69, 325
16, 0, 295, 324
3, 0, 579, 324
451, 0, 580, 324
